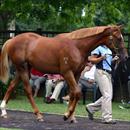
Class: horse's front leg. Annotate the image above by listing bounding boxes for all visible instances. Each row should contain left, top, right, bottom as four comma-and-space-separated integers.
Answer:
20, 70, 43, 121
63, 71, 81, 123
0, 76, 19, 118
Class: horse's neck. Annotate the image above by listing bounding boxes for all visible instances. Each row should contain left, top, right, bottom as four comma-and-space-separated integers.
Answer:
76, 32, 107, 54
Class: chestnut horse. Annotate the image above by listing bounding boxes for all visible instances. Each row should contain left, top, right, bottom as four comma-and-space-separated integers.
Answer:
0, 25, 128, 123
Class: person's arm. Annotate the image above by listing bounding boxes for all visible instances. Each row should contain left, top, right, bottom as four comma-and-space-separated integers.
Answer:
88, 55, 106, 64
80, 66, 91, 77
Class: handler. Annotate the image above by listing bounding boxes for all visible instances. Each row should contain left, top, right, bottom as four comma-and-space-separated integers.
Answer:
86, 45, 119, 124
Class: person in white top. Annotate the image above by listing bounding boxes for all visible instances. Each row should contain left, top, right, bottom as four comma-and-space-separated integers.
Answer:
79, 62, 96, 87
62, 62, 96, 103
84, 64, 96, 82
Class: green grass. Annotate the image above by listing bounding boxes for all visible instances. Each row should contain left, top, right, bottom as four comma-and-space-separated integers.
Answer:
0, 128, 22, 130
2, 96, 130, 121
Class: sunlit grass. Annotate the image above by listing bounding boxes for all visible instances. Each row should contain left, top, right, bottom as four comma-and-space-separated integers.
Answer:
3, 95, 130, 121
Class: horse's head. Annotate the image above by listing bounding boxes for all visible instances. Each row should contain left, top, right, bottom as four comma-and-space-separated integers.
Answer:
103, 25, 128, 61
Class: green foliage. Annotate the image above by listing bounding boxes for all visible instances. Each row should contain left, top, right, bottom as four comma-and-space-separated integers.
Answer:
0, 78, 24, 100
0, 79, 11, 99
0, 0, 130, 32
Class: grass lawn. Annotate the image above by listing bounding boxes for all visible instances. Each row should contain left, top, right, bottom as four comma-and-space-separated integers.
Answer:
0, 128, 22, 130
2, 95, 130, 121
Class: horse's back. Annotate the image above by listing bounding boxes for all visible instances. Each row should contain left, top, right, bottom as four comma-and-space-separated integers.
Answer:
4, 32, 82, 74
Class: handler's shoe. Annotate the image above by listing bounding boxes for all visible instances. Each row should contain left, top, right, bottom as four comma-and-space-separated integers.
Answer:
86, 105, 93, 120
102, 120, 116, 124
49, 98, 55, 103
45, 96, 51, 103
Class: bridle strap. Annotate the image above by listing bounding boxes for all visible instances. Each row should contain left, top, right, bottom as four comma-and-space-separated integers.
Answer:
108, 35, 119, 56
109, 35, 118, 50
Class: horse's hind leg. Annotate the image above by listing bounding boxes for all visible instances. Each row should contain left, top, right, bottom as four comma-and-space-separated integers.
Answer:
0, 76, 19, 118
19, 69, 43, 121
63, 71, 81, 123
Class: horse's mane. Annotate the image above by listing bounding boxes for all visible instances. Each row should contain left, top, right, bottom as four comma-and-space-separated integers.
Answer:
64, 26, 115, 40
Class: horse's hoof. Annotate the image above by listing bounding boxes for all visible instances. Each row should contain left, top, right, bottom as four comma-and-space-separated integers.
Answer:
70, 119, 78, 123
1, 114, 7, 118
37, 118, 44, 122
36, 114, 44, 122
37, 117, 44, 122
63, 115, 68, 121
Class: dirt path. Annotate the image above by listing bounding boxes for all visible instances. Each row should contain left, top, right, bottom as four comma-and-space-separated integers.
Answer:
0, 110, 130, 130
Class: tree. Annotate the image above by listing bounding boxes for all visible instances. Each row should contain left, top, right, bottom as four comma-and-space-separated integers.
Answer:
0, 0, 130, 32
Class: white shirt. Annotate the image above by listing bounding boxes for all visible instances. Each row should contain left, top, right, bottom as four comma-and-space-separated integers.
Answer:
84, 65, 96, 80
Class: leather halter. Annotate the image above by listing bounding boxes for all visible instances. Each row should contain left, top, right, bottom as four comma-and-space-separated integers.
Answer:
108, 35, 119, 54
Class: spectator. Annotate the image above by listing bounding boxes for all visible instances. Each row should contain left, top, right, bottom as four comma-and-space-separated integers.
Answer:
62, 62, 97, 104
30, 68, 46, 97
86, 45, 119, 124
79, 62, 96, 87
45, 74, 64, 103
79, 62, 97, 103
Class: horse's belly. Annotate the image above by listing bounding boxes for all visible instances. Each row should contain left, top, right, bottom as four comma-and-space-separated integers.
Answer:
30, 58, 60, 74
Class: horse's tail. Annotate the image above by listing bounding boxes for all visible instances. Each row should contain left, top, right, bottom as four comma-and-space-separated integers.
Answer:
0, 39, 11, 84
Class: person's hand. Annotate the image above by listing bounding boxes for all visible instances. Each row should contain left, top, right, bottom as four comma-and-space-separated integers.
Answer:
101, 55, 106, 60
87, 79, 95, 84
113, 55, 119, 61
